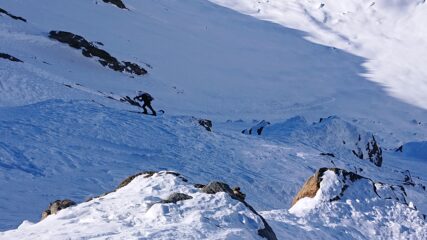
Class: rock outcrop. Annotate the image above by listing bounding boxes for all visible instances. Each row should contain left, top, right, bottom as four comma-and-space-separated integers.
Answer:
292, 168, 408, 207
0, 53, 23, 63
198, 119, 213, 132
25, 171, 277, 239
161, 192, 193, 204
0, 8, 26, 22
41, 199, 76, 220
242, 120, 270, 135
102, 0, 127, 9
49, 31, 147, 75
353, 135, 383, 167
260, 116, 384, 167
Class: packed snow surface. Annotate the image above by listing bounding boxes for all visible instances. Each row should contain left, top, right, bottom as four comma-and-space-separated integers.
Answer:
0, 0, 427, 239
0, 172, 267, 240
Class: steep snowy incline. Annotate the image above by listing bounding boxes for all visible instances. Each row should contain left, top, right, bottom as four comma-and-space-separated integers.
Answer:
1, 99, 426, 235
1, 0, 427, 134
210, 0, 427, 110
1, 0, 427, 238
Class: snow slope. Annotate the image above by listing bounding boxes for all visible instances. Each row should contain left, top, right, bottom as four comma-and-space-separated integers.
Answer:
210, 0, 427, 110
0, 0, 427, 239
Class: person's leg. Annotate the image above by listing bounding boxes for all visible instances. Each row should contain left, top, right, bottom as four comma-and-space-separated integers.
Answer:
142, 102, 148, 114
147, 102, 156, 115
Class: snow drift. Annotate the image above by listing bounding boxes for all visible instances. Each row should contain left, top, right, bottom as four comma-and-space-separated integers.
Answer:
0, 171, 276, 240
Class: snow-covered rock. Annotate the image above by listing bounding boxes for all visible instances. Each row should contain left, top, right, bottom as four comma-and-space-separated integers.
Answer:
263, 116, 384, 166
242, 120, 270, 135
282, 168, 427, 239
0, 171, 277, 240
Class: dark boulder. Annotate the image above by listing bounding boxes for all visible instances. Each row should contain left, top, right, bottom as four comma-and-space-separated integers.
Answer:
0, 53, 23, 63
194, 183, 205, 188
201, 181, 235, 196
198, 119, 213, 131
49, 31, 147, 75
161, 192, 193, 204
102, 0, 127, 9
41, 199, 76, 220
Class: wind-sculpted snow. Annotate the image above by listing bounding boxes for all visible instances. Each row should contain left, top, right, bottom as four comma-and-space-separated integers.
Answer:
263, 116, 384, 166
262, 168, 427, 239
0, 172, 272, 240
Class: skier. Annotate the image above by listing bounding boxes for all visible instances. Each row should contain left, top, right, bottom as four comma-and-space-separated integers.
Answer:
133, 91, 156, 116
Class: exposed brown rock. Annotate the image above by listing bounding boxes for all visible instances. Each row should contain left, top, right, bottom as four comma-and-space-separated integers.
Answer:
291, 170, 323, 207
41, 199, 76, 220
292, 168, 366, 206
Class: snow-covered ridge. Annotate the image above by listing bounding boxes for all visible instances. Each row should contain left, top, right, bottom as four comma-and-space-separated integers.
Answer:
265, 168, 427, 239
0, 171, 276, 240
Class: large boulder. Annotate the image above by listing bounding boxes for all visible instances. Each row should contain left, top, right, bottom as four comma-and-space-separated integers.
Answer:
49, 31, 147, 75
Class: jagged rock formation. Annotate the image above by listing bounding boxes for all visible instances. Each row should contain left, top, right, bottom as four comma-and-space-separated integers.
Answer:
102, 0, 127, 9
242, 120, 270, 135
16, 171, 277, 239
49, 31, 147, 75
292, 168, 408, 207
0, 8, 26, 22
260, 116, 384, 167
353, 135, 383, 167
41, 199, 76, 220
0, 53, 23, 63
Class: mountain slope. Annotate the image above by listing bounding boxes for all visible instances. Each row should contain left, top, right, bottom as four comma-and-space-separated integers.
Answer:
210, 0, 427, 109
0, 0, 426, 239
